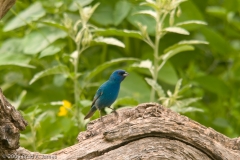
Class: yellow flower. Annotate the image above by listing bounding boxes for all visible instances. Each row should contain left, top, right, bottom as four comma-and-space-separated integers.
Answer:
58, 100, 72, 117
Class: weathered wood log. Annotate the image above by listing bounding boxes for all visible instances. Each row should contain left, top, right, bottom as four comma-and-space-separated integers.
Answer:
0, 89, 27, 158
10, 103, 240, 160
0, 0, 16, 19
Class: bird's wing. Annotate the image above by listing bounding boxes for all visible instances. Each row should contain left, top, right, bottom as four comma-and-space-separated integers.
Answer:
91, 88, 103, 107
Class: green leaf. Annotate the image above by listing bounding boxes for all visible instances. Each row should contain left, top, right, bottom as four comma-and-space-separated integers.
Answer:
132, 59, 153, 69
4, 2, 46, 31
164, 27, 190, 35
34, 112, 49, 128
140, 0, 157, 10
84, 58, 138, 81
145, 78, 166, 97
0, 53, 35, 69
91, 2, 114, 26
177, 97, 202, 108
39, 45, 61, 58
92, 37, 125, 48
95, 28, 142, 39
113, 97, 138, 107
176, 20, 207, 26
165, 40, 208, 54
170, 97, 202, 113
173, 79, 182, 97
23, 27, 67, 55
29, 65, 70, 85
119, 72, 150, 103
114, 0, 132, 26
206, 6, 227, 17
69, 0, 94, 11
194, 75, 230, 97
127, 5, 156, 35
134, 10, 157, 19
162, 45, 194, 61
178, 40, 209, 45
171, 106, 203, 113
201, 27, 233, 55
158, 62, 178, 85
39, 20, 68, 31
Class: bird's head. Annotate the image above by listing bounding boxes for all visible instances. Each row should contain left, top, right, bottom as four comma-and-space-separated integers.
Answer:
109, 69, 128, 82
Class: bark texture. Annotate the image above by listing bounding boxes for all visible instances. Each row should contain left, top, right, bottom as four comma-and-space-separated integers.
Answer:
0, 89, 27, 157
0, 0, 16, 19
12, 103, 240, 160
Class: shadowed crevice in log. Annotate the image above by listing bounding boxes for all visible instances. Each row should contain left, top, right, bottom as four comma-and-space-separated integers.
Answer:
93, 137, 211, 160
77, 134, 213, 160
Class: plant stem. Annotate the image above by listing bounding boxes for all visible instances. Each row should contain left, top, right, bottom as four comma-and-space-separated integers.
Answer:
74, 42, 81, 128
150, 11, 161, 102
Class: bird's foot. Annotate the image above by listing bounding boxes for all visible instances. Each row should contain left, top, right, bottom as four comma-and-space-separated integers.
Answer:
112, 110, 119, 117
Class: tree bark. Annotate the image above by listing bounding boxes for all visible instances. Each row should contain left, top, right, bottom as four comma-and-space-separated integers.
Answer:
0, 0, 16, 19
0, 89, 27, 157
0, 89, 240, 159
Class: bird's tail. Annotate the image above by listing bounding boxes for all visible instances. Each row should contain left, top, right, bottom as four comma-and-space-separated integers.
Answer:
84, 108, 96, 120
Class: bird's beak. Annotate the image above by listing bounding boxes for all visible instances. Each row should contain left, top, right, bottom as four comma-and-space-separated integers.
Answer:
123, 72, 129, 77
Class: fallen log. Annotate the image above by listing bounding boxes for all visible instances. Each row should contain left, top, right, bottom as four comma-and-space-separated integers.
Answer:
13, 103, 240, 159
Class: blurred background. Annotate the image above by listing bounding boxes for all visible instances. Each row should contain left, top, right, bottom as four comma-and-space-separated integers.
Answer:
1, 0, 240, 153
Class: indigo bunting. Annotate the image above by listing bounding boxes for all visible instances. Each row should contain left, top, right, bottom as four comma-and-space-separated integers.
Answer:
84, 69, 128, 120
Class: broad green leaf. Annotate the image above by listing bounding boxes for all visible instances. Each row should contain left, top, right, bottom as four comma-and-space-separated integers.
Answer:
0, 38, 23, 54
134, 10, 157, 19
0, 53, 35, 68
206, 6, 227, 17
164, 27, 190, 35
4, 2, 46, 31
23, 27, 67, 55
92, 37, 125, 48
177, 97, 202, 108
170, 106, 203, 113
127, 5, 156, 35
158, 62, 178, 85
91, 2, 114, 26
201, 27, 234, 55
177, 0, 204, 21
95, 28, 142, 39
176, 20, 207, 26
213, 118, 229, 128
165, 40, 208, 53
178, 40, 209, 45
69, 0, 94, 11
39, 45, 61, 58
29, 65, 70, 85
39, 20, 68, 31
84, 58, 138, 81
140, 0, 157, 10
34, 112, 49, 128
145, 78, 166, 97
132, 59, 154, 75
194, 75, 230, 97
114, 0, 132, 26
132, 59, 153, 70
162, 45, 194, 61
113, 97, 138, 107
119, 72, 150, 103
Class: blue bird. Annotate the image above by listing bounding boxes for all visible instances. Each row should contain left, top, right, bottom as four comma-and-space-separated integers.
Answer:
84, 69, 128, 120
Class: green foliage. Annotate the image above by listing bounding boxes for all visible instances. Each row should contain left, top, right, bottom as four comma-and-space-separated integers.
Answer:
1, 0, 240, 153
